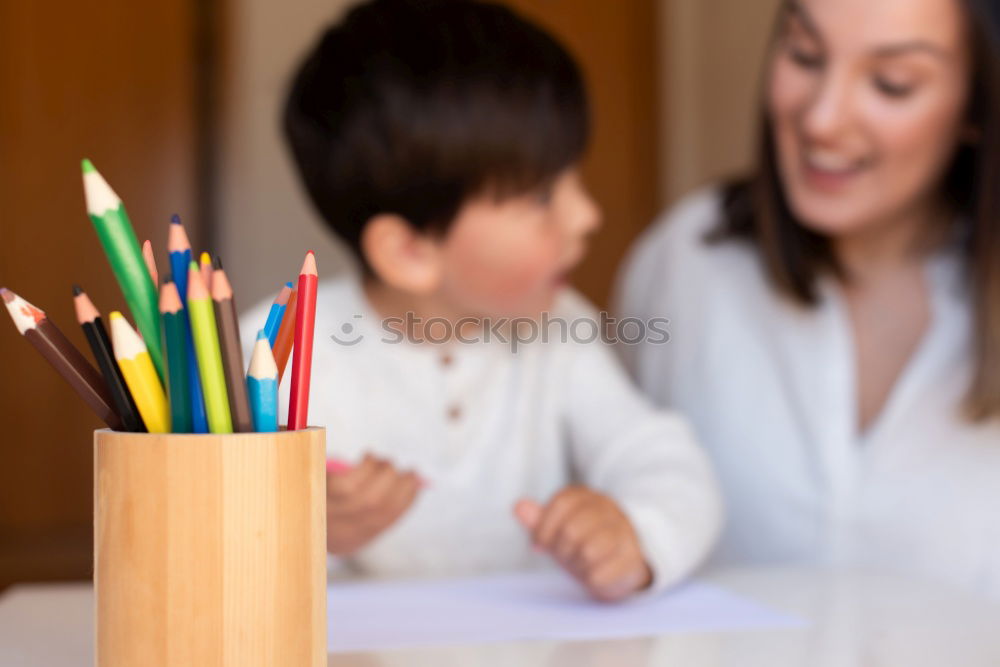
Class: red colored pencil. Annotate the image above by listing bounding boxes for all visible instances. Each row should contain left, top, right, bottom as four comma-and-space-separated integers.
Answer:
287, 251, 317, 430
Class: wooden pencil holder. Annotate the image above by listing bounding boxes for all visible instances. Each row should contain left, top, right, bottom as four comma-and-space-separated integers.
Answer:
94, 428, 327, 667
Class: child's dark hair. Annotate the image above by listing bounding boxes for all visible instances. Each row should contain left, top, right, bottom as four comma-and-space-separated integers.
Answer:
283, 0, 589, 266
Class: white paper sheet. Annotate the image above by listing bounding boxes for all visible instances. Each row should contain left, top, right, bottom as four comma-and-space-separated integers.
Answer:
328, 569, 803, 653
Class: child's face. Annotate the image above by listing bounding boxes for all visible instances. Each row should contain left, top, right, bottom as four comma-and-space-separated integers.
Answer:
436, 167, 601, 318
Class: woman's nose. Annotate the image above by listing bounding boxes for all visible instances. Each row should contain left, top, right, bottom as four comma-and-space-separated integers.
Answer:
800, 71, 854, 143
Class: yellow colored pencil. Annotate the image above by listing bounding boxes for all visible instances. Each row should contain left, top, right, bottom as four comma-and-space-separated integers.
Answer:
109, 311, 170, 433
199, 252, 213, 293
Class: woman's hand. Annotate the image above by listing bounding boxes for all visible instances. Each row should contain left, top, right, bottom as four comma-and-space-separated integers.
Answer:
514, 485, 652, 602
326, 454, 422, 555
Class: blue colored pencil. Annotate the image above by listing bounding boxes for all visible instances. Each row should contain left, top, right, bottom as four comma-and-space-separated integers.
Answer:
168, 214, 209, 433
247, 330, 279, 432
263, 282, 293, 348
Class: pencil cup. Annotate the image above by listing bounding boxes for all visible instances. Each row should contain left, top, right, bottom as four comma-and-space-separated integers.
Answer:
94, 428, 327, 667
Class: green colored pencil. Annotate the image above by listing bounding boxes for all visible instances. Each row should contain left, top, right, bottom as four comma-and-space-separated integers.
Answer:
82, 159, 165, 381
186, 260, 232, 434
160, 279, 193, 433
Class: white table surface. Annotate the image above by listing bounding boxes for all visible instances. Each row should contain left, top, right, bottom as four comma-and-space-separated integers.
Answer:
2, 567, 999, 666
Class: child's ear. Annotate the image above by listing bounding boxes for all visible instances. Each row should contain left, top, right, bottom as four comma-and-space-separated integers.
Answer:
362, 214, 443, 295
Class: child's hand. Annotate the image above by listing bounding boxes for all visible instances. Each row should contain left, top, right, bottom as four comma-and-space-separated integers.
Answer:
326, 453, 422, 555
514, 486, 652, 602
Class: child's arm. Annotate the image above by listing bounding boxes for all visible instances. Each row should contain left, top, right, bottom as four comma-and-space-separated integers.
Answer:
519, 328, 723, 599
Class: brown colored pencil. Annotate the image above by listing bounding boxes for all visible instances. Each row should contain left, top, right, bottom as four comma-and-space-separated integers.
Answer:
210, 258, 253, 432
2, 287, 122, 429
273, 286, 297, 382
73, 285, 145, 432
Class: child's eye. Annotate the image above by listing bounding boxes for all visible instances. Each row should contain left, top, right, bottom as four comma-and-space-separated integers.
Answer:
533, 183, 555, 206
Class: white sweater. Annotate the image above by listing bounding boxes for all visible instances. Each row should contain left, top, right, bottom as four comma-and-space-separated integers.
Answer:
616, 187, 1000, 597
240, 276, 722, 591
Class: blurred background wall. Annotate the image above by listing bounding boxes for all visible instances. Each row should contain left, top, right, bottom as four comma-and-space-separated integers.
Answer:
0, 0, 779, 589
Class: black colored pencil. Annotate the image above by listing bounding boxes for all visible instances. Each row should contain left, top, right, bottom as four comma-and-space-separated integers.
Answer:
73, 285, 145, 432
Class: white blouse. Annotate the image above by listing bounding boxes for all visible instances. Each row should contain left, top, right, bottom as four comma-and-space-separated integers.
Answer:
240, 276, 722, 591
616, 187, 1000, 598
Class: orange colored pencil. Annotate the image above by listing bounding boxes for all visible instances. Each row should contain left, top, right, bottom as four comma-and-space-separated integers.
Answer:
142, 239, 159, 287
273, 286, 297, 382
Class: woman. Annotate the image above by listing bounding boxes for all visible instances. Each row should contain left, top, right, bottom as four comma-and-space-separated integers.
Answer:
617, 0, 1000, 595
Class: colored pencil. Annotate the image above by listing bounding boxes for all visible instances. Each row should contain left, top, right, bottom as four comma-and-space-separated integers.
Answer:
262, 282, 293, 348
160, 280, 193, 433
109, 312, 170, 433
199, 252, 213, 293
142, 240, 159, 287
187, 260, 232, 434
82, 159, 164, 381
327, 459, 354, 475
273, 286, 297, 382
73, 285, 144, 432
168, 214, 208, 433
1, 287, 122, 429
288, 251, 317, 430
211, 258, 252, 432
247, 330, 278, 432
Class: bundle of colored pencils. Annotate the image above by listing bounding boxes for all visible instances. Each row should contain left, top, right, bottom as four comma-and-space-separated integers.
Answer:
1, 159, 317, 434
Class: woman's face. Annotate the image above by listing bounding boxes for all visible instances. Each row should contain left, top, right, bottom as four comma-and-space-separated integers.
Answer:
767, 0, 972, 238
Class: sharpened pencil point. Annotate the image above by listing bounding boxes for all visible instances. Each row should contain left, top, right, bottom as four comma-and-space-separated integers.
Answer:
81, 158, 95, 174
299, 250, 318, 276
109, 311, 124, 321
257, 329, 267, 341
213, 256, 223, 270
72, 284, 83, 296
0, 288, 11, 303
171, 213, 181, 224
286, 281, 294, 288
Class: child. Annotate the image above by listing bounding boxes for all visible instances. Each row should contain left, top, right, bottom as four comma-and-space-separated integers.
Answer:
242, 0, 721, 602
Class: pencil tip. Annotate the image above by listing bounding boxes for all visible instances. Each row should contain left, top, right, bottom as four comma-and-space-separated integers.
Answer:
213, 256, 223, 270
72, 284, 83, 296
162, 274, 173, 284
200, 252, 211, 265
170, 213, 181, 224
286, 281, 294, 288
81, 158, 95, 174
257, 329, 267, 340
109, 311, 123, 321
0, 288, 11, 303
300, 250, 318, 276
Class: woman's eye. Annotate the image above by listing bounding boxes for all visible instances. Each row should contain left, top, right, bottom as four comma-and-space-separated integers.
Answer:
874, 76, 915, 99
787, 44, 824, 70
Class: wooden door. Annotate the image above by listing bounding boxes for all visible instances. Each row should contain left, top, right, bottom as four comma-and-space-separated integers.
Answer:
500, 0, 661, 308
0, 0, 207, 589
